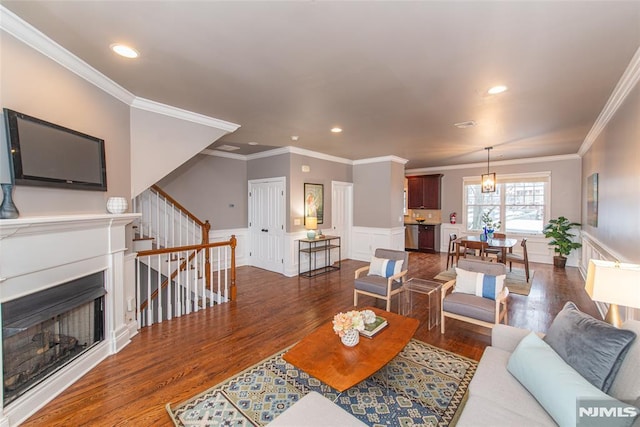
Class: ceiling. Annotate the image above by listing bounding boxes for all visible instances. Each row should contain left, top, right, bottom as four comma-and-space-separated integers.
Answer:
3, 1, 640, 169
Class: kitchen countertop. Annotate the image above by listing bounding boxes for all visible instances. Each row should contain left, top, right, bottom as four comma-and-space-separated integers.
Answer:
404, 221, 441, 226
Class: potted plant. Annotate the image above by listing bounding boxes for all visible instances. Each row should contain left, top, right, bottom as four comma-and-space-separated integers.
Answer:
543, 216, 582, 268
481, 209, 501, 238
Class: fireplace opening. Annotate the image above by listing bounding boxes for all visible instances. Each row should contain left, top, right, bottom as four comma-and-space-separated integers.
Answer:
2, 272, 105, 405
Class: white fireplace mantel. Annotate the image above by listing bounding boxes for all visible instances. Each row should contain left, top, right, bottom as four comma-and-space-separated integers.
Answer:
0, 213, 140, 426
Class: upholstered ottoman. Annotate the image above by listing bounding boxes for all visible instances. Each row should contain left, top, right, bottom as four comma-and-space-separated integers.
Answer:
269, 391, 366, 427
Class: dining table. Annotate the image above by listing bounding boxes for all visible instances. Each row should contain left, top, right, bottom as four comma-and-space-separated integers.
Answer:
454, 235, 518, 264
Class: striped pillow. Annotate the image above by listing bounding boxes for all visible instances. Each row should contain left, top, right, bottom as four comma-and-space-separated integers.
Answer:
453, 268, 506, 300
368, 256, 404, 281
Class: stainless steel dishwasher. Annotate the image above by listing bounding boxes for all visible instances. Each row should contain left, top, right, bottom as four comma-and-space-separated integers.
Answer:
405, 224, 419, 250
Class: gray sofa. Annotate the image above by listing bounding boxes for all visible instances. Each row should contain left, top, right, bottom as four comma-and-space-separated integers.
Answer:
272, 317, 640, 426
458, 320, 640, 426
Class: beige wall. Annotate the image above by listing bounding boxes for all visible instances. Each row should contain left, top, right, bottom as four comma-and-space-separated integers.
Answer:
158, 153, 248, 229
0, 32, 131, 216
289, 153, 351, 232
581, 82, 640, 263
353, 159, 405, 228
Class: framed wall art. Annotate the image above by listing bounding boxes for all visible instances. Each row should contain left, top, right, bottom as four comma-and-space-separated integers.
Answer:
304, 183, 324, 224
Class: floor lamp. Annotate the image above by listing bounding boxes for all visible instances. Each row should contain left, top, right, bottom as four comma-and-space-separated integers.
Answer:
584, 259, 640, 328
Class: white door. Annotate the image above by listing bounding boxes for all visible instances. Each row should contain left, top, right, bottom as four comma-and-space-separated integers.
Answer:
248, 177, 285, 273
331, 181, 353, 260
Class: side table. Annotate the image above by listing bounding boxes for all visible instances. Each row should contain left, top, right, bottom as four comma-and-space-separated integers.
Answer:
401, 278, 443, 330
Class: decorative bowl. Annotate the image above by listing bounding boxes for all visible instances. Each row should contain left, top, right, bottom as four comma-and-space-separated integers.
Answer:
415, 218, 426, 223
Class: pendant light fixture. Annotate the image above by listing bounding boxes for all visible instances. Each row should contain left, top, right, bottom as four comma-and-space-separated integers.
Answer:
481, 146, 496, 193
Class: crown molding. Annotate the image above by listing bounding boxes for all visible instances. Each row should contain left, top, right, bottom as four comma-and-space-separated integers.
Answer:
201, 149, 247, 161
0, 5, 135, 105
130, 98, 239, 132
244, 146, 352, 165
405, 153, 580, 175
1, 5, 240, 133
353, 155, 409, 166
579, 46, 640, 157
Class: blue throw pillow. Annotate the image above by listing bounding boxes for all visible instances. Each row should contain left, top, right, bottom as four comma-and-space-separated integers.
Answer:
543, 301, 636, 393
453, 268, 506, 300
507, 332, 638, 427
368, 256, 404, 280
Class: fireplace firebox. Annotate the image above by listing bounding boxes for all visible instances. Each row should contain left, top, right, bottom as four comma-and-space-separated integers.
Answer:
2, 272, 105, 405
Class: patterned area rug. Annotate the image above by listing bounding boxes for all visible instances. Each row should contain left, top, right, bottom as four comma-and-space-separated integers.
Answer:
167, 339, 477, 427
434, 267, 534, 296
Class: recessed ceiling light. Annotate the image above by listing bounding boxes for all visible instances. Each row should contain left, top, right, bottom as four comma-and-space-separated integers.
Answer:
487, 85, 508, 95
248, 142, 259, 146
331, 127, 342, 133
454, 120, 477, 129
291, 136, 299, 141
110, 43, 139, 59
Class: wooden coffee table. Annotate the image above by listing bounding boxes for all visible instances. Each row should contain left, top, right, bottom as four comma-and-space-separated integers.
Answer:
283, 307, 419, 392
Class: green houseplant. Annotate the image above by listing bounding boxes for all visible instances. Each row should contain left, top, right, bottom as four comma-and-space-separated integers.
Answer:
543, 216, 582, 268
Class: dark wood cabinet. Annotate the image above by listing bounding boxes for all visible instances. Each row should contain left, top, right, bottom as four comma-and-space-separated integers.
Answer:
418, 224, 441, 253
407, 174, 443, 209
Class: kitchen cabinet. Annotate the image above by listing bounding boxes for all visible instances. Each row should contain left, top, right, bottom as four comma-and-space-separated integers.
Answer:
418, 224, 441, 253
407, 174, 443, 209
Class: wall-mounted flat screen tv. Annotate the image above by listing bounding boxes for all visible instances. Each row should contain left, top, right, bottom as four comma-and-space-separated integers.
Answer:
3, 108, 107, 191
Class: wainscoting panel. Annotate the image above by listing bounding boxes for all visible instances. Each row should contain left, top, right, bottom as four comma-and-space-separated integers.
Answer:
208, 228, 248, 269
351, 226, 405, 262
580, 231, 639, 322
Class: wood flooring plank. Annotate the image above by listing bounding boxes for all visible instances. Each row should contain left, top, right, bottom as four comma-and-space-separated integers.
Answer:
21, 252, 596, 426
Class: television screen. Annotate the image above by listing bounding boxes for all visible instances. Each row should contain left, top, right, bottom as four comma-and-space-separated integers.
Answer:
3, 109, 107, 191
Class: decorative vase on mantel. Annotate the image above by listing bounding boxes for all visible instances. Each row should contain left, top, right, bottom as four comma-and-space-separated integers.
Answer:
341, 329, 360, 347
0, 183, 19, 219
106, 197, 128, 214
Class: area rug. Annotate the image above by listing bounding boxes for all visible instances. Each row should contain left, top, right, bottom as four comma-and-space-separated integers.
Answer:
434, 267, 534, 296
167, 339, 477, 427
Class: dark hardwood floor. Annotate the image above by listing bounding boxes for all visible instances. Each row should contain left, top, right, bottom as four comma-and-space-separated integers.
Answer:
22, 252, 598, 426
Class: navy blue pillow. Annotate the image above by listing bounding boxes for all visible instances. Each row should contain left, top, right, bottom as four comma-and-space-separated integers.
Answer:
543, 302, 636, 393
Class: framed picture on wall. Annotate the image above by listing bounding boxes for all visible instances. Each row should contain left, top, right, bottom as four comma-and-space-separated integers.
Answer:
304, 183, 324, 224
587, 173, 598, 227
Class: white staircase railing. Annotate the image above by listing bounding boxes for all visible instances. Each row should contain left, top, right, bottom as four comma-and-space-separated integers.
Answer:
135, 238, 237, 328
133, 185, 207, 249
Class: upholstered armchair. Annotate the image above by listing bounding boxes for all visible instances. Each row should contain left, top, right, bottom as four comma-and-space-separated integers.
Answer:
353, 248, 409, 312
440, 258, 509, 334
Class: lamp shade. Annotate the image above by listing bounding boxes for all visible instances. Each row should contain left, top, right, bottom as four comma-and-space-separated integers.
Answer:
305, 216, 317, 230
585, 259, 640, 308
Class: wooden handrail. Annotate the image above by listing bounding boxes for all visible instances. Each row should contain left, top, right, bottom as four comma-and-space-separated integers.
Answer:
136, 236, 237, 313
151, 184, 207, 228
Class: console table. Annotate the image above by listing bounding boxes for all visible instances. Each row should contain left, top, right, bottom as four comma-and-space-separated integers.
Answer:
298, 235, 341, 277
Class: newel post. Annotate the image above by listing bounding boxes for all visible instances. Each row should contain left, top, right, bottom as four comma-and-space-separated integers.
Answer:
230, 234, 237, 300
203, 220, 211, 287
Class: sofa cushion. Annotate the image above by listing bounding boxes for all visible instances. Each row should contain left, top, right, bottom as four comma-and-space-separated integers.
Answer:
609, 320, 640, 403
354, 274, 403, 296
442, 292, 495, 323
454, 268, 505, 300
508, 332, 638, 427
467, 346, 556, 425
368, 256, 404, 280
457, 395, 554, 427
543, 301, 636, 392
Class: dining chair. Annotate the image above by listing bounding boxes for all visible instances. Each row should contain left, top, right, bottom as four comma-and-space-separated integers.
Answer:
485, 232, 506, 261
504, 238, 530, 281
458, 240, 492, 262
446, 233, 457, 270
354, 248, 409, 312
440, 258, 509, 334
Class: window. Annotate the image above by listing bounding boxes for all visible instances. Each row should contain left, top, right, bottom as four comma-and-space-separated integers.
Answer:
464, 173, 550, 234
